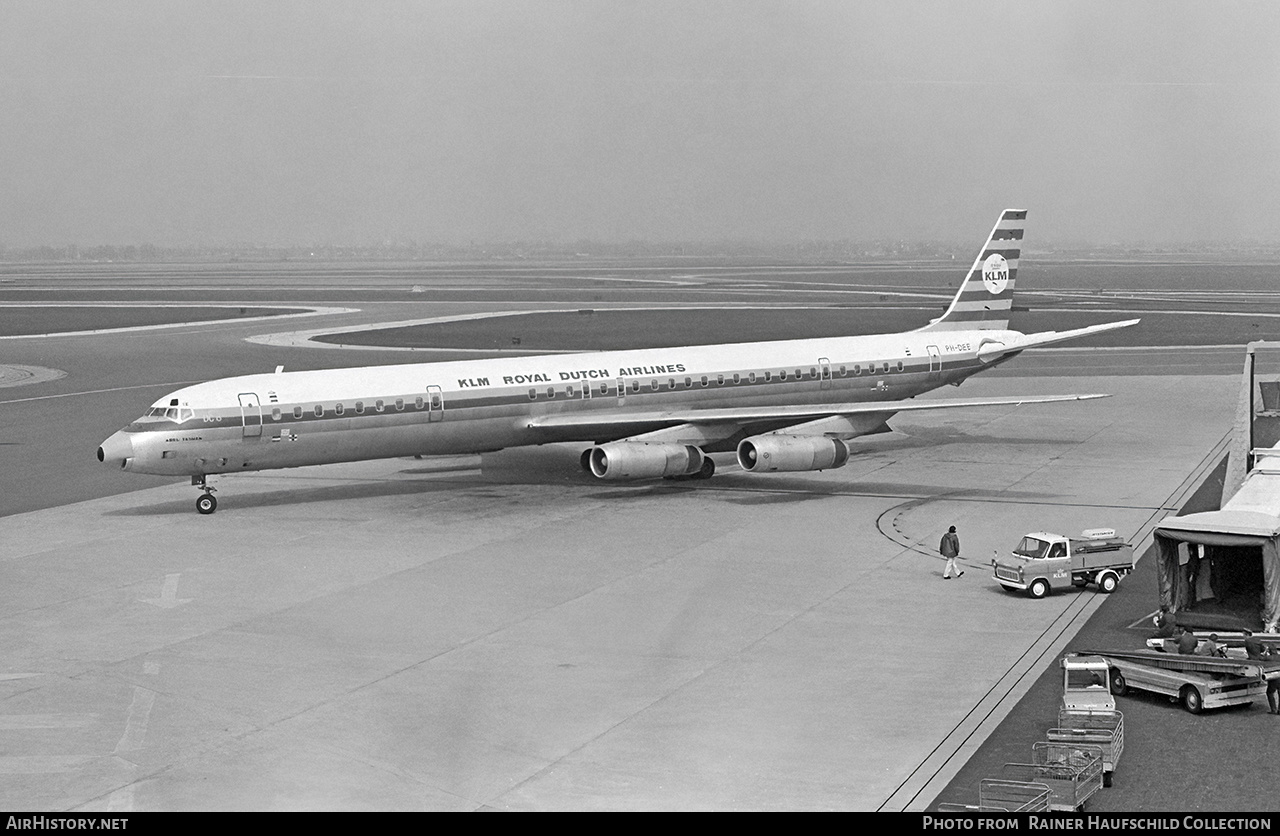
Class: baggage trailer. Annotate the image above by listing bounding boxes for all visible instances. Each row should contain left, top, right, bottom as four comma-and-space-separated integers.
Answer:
1084, 648, 1276, 714
1002, 742, 1103, 812
1049, 709, 1124, 788
993, 528, 1133, 599
934, 779, 1052, 813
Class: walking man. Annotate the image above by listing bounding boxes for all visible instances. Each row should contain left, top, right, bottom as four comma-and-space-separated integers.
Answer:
940, 525, 963, 579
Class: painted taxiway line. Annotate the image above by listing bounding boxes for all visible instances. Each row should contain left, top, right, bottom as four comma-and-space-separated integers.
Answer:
0, 381, 204, 405
0, 305, 359, 340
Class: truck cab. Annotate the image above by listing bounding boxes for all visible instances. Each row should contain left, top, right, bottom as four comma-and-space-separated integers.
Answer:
1061, 655, 1116, 712
993, 528, 1134, 599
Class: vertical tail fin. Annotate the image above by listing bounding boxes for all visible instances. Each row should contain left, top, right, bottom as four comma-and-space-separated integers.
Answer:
919, 209, 1025, 332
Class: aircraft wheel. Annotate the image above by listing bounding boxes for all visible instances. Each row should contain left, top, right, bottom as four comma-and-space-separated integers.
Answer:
1099, 572, 1119, 593
1181, 685, 1203, 714
196, 494, 218, 515
1028, 579, 1049, 599
1110, 669, 1127, 696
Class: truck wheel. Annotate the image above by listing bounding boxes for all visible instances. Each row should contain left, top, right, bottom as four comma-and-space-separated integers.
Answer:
1110, 670, 1127, 696
1181, 686, 1203, 714
1099, 572, 1119, 593
1029, 579, 1049, 599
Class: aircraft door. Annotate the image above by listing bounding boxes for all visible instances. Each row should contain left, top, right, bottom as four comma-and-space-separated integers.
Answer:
819, 357, 832, 390
238, 393, 262, 438
427, 385, 444, 422
927, 345, 942, 380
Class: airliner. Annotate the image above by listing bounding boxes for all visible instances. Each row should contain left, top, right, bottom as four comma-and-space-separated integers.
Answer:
97, 209, 1138, 514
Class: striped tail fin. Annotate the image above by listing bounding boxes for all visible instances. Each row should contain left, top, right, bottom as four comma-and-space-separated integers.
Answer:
919, 209, 1025, 332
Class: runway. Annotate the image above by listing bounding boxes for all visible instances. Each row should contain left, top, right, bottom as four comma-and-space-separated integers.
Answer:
0, 260, 1255, 809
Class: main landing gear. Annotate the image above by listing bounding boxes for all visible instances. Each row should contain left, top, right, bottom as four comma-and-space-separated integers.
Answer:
193, 475, 218, 515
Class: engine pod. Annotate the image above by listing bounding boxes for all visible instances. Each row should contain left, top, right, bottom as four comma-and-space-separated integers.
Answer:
588, 442, 705, 480
736, 435, 850, 473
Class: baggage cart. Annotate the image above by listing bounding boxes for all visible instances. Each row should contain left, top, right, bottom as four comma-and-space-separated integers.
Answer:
935, 779, 1052, 813
1049, 709, 1124, 787
1002, 742, 1103, 811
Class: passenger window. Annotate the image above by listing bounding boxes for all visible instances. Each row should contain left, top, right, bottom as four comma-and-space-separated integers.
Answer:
868, 364, 876, 375
716, 375, 724, 385
395, 398, 405, 411
355, 402, 364, 414
854, 364, 861, 375
631, 380, 640, 393
732, 373, 740, 384
528, 388, 537, 400
667, 378, 675, 389
809, 367, 817, 378
839, 365, 847, 376
566, 385, 575, 397
546, 387, 555, 399
700, 376, 708, 387
780, 370, 788, 380
650, 379, 658, 391
684, 377, 692, 388
375, 399, 385, 412
430, 393, 442, 409
749, 372, 756, 383
415, 396, 425, 409
314, 405, 324, 417
271, 408, 282, 421
335, 403, 345, 415
896, 361, 905, 372
795, 369, 802, 379
882, 362, 890, 373
764, 371, 772, 381
599, 382, 608, 395
293, 406, 303, 419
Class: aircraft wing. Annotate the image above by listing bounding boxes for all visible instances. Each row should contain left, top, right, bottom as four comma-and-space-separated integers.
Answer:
978, 319, 1140, 362
526, 392, 1110, 430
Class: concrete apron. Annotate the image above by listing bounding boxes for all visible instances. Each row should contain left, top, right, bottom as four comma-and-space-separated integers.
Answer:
0, 374, 1235, 811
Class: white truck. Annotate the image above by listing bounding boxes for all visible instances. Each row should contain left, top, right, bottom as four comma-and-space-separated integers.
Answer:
993, 528, 1134, 599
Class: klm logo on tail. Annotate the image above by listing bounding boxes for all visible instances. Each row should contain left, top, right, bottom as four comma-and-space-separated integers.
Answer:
921, 209, 1025, 332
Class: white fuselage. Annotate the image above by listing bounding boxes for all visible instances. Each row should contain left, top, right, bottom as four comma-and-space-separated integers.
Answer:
98, 327, 1016, 477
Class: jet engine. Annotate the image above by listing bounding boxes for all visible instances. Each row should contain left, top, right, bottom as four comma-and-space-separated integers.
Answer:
588, 442, 705, 480
736, 435, 850, 473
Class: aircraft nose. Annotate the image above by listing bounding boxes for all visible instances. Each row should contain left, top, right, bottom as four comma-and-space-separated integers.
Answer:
97, 431, 134, 469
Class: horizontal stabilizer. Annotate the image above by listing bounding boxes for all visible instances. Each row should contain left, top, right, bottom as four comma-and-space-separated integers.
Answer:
527, 393, 1110, 430
978, 319, 1140, 362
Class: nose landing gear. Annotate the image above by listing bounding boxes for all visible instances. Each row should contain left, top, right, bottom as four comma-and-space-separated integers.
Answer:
193, 475, 218, 515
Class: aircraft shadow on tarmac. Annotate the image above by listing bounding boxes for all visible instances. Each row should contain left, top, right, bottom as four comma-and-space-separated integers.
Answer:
101, 475, 494, 516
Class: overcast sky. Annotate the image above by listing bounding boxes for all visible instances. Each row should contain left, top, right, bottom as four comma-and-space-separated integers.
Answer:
1, 1, 1277, 247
